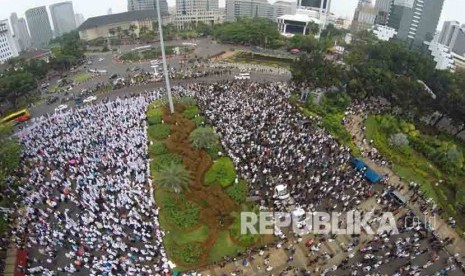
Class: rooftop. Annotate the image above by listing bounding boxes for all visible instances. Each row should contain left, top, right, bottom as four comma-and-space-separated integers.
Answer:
78, 10, 166, 31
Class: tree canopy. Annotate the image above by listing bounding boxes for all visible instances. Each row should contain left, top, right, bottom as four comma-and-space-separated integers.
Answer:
213, 17, 282, 49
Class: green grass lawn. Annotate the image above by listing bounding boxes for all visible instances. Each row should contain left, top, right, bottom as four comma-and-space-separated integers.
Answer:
73, 72, 92, 83
208, 230, 246, 263
228, 51, 293, 68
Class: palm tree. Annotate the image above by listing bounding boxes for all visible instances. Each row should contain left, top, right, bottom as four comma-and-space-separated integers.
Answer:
189, 127, 218, 150
155, 163, 191, 193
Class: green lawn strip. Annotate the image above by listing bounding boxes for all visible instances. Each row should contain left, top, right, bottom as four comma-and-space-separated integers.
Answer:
73, 72, 92, 83
207, 230, 246, 263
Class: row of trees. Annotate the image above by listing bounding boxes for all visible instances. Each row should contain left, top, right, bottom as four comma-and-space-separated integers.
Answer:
291, 31, 465, 136
212, 17, 282, 49
0, 31, 85, 109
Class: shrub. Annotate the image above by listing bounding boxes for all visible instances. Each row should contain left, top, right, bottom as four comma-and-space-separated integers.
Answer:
389, 133, 409, 148
206, 142, 222, 160
151, 153, 182, 172
170, 243, 203, 264
204, 157, 236, 187
147, 108, 163, 125
148, 124, 170, 140
149, 141, 168, 156
189, 127, 218, 150
178, 96, 197, 108
162, 195, 200, 229
192, 116, 206, 127
226, 180, 248, 203
183, 106, 199, 119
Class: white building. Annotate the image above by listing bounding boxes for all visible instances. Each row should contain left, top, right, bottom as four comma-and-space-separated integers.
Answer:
452, 52, 465, 69
225, 0, 274, 22
273, 1, 297, 19
427, 40, 455, 71
439, 21, 465, 56
277, 13, 321, 36
128, 0, 169, 16
175, 0, 222, 29
371, 24, 397, 41
0, 19, 19, 63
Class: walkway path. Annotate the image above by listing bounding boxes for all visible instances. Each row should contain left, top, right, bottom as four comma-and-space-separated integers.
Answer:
345, 112, 465, 259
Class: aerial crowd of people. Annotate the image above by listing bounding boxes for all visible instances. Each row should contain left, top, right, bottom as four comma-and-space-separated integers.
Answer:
4, 81, 465, 275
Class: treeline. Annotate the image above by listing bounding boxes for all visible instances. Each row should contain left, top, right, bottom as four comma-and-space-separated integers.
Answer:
291, 31, 465, 136
0, 31, 85, 108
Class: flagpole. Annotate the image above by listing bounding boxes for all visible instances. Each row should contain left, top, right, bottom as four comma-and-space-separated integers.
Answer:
155, 0, 174, 113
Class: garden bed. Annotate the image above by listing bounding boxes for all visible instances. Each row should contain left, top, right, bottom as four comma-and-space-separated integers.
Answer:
227, 51, 293, 68
365, 114, 465, 230
146, 99, 259, 271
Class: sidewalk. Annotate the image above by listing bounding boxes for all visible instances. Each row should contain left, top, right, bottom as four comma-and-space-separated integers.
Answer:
345, 112, 465, 259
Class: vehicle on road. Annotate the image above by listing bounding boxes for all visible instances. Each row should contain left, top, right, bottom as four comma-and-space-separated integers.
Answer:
1, 109, 31, 125
55, 104, 68, 113
235, 73, 250, 80
83, 96, 97, 103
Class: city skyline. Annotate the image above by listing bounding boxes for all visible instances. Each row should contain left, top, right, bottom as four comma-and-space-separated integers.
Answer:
0, 0, 463, 31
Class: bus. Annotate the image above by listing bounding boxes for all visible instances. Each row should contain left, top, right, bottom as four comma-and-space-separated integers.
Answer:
1, 109, 31, 125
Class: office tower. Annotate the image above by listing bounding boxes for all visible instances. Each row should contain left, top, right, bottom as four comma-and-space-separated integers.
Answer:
439, 21, 465, 56
128, 0, 169, 15
175, 0, 222, 29
50, 2, 77, 37
374, 0, 392, 25
387, 0, 445, 48
0, 19, 19, 62
351, 0, 377, 32
108, 8, 113, 15
225, 0, 274, 22
273, 1, 297, 19
10, 13, 32, 52
25, 6, 53, 48
75, 14, 85, 27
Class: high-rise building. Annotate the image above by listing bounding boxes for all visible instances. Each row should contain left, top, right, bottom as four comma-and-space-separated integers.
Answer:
25, 6, 53, 48
0, 19, 19, 63
50, 2, 77, 37
387, 0, 445, 49
75, 14, 85, 27
128, 0, 169, 15
175, 0, 222, 29
10, 13, 32, 52
351, 0, 377, 32
374, 0, 392, 25
273, 1, 297, 19
439, 21, 465, 56
225, 0, 274, 22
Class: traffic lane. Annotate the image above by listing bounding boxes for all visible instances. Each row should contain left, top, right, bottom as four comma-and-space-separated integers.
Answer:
29, 73, 290, 118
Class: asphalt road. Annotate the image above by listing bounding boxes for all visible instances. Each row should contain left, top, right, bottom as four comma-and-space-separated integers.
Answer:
30, 72, 291, 119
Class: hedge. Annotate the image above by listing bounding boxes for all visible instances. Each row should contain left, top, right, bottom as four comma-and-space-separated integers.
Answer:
148, 124, 170, 140
226, 180, 248, 203
204, 157, 236, 187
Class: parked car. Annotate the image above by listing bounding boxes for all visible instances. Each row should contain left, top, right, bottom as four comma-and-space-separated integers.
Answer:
83, 96, 97, 103
55, 104, 68, 112
234, 73, 250, 80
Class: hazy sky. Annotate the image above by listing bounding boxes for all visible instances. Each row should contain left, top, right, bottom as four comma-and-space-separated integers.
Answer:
0, 0, 464, 30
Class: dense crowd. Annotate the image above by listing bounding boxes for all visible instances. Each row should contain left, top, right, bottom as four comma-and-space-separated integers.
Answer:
194, 82, 373, 213
5, 81, 465, 275
9, 91, 169, 275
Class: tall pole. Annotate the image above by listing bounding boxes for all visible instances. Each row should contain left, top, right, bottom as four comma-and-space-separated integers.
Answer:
155, 0, 174, 113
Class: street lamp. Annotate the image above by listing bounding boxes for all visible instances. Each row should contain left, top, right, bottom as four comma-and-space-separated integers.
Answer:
155, 0, 174, 113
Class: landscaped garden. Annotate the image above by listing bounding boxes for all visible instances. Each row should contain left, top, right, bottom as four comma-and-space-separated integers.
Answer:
121, 46, 192, 62
227, 51, 294, 68
146, 98, 269, 271
365, 114, 465, 229
300, 91, 361, 156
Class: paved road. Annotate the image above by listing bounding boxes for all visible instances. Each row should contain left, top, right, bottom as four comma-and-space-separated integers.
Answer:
30, 72, 290, 119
